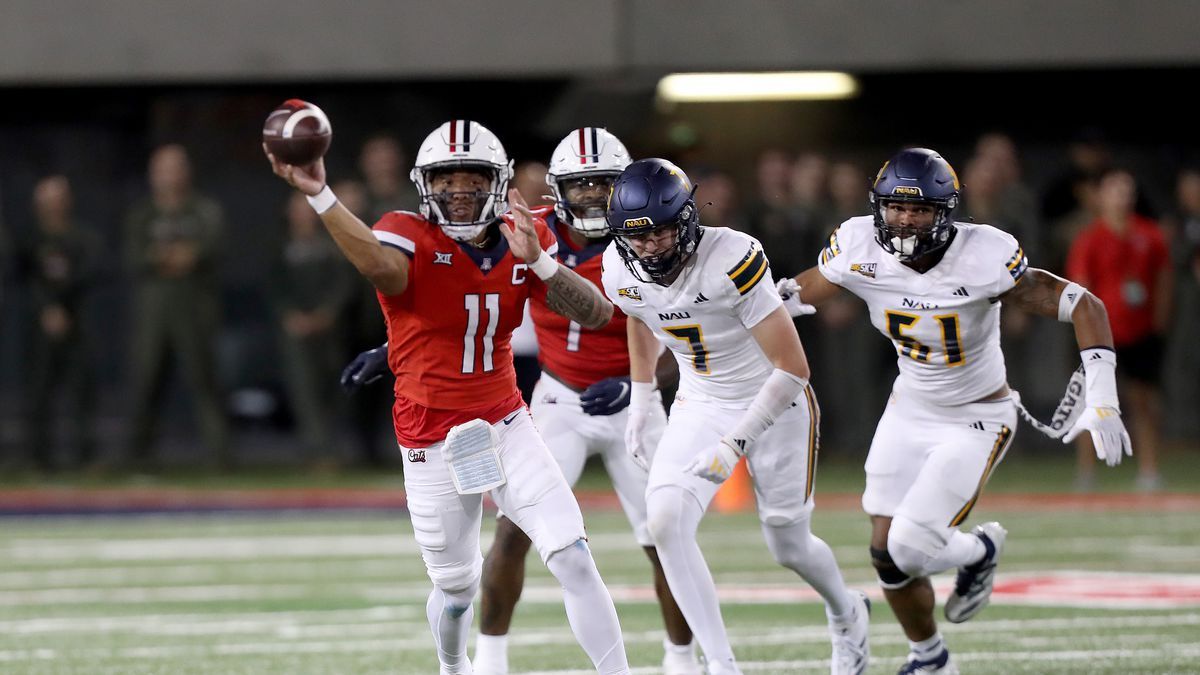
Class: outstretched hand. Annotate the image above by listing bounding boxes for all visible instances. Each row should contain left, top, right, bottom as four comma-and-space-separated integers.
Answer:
499, 188, 543, 263
263, 143, 327, 196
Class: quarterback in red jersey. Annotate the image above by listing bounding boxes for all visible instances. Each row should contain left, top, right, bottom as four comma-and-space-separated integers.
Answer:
265, 119, 631, 675
342, 128, 697, 674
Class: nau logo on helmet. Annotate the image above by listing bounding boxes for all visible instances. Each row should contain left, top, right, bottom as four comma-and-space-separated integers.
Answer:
618, 286, 642, 301
892, 186, 923, 196
624, 216, 653, 228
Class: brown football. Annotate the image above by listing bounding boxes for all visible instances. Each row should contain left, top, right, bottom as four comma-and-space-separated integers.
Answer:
262, 99, 332, 166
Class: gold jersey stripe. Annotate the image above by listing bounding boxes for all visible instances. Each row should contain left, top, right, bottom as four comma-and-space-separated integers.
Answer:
1006, 248, 1025, 271
729, 246, 768, 295
803, 384, 821, 502
949, 425, 1013, 527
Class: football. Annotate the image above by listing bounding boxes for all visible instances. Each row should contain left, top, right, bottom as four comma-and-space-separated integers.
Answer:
262, 99, 332, 166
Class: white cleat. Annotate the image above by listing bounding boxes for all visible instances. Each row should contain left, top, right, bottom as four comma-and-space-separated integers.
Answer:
662, 638, 703, 675
896, 648, 959, 674
829, 590, 871, 675
944, 521, 1007, 623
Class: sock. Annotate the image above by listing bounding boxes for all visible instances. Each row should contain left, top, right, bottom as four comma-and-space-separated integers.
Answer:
473, 633, 508, 673
646, 486, 737, 669
427, 583, 477, 673
545, 540, 629, 674
910, 632, 946, 661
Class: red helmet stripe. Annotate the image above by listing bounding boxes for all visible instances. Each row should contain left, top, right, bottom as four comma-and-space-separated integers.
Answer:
449, 120, 458, 152
578, 127, 588, 164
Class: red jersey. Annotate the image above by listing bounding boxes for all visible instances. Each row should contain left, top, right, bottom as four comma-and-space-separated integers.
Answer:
528, 210, 630, 390
372, 211, 557, 446
1066, 214, 1169, 346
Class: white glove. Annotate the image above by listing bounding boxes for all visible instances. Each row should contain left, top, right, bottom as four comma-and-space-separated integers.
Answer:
1063, 407, 1132, 467
776, 278, 816, 317
1063, 347, 1133, 467
624, 381, 657, 472
685, 437, 744, 484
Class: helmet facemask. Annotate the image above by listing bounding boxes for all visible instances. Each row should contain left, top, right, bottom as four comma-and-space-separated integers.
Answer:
614, 199, 702, 285
417, 164, 505, 242
410, 120, 513, 242
552, 172, 620, 237
871, 195, 956, 261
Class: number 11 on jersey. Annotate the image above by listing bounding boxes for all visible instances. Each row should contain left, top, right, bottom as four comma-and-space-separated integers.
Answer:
463, 293, 500, 374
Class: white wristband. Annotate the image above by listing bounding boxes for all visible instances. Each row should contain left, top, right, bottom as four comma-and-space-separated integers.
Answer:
724, 369, 808, 453
306, 185, 338, 215
1080, 347, 1120, 410
529, 250, 559, 280
1058, 282, 1087, 322
629, 380, 656, 411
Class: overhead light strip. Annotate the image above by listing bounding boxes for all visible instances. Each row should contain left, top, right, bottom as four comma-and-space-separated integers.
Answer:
657, 71, 859, 102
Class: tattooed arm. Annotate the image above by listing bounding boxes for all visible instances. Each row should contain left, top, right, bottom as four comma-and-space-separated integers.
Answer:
499, 187, 614, 329
542, 266, 614, 329
999, 267, 1113, 349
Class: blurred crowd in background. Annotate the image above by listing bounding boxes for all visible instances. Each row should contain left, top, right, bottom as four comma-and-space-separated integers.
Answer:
1, 90, 1198, 492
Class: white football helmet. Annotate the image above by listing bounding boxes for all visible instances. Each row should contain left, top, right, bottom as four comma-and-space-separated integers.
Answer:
546, 127, 631, 237
410, 120, 514, 241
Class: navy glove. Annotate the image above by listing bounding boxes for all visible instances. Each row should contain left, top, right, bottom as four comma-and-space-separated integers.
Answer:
340, 343, 389, 392
579, 376, 632, 416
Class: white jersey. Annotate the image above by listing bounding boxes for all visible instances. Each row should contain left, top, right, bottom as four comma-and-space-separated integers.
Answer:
603, 227, 783, 406
818, 216, 1028, 406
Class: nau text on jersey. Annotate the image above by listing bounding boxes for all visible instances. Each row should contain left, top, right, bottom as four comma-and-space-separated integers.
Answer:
901, 297, 940, 310
658, 311, 692, 321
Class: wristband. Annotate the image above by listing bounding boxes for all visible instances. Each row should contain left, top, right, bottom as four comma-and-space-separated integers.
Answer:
1058, 282, 1087, 322
306, 185, 338, 215
529, 250, 559, 280
724, 369, 808, 453
1080, 347, 1119, 410
629, 380, 656, 410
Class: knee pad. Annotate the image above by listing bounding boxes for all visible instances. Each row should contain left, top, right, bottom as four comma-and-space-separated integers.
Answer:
433, 580, 479, 620
645, 487, 698, 548
426, 556, 483, 593
761, 518, 813, 569
887, 516, 950, 578
870, 546, 914, 590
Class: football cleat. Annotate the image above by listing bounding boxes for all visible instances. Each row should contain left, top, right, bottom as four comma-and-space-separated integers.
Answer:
944, 521, 1007, 623
829, 590, 871, 675
897, 648, 959, 674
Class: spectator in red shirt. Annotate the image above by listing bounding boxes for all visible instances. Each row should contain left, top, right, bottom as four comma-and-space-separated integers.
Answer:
1066, 168, 1173, 491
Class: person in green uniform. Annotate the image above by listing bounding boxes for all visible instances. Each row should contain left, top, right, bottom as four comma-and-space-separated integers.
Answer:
271, 192, 353, 471
123, 144, 230, 470
20, 176, 102, 471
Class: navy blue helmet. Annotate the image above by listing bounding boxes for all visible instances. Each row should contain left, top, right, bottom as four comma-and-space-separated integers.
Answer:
606, 158, 703, 284
869, 148, 961, 261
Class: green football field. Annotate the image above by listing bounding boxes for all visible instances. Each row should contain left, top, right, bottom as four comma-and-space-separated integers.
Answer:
2, 473, 1199, 675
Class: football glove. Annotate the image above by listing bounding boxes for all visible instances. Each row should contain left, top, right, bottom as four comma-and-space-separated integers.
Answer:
776, 278, 817, 317
685, 437, 744, 484
1063, 407, 1132, 467
624, 381, 657, 472
580, 376, 632, 416
340, 343, 389, 392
